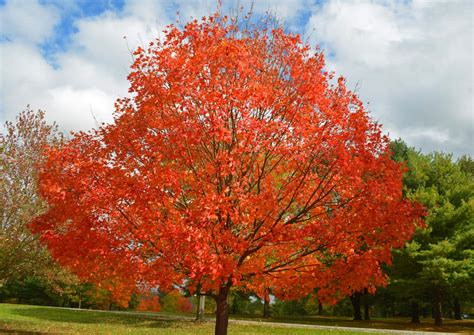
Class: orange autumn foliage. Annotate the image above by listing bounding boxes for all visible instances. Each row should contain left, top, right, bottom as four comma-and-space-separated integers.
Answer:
177, 296, 194, 313
31, 13, 423, 334
137, 295, 161, 312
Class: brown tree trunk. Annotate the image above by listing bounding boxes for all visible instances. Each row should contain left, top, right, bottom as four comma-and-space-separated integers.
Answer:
214, 284, 231, 335
364, 301, 370, 320
318, 301, 323, 315
263, 289, 270, 318
433, 296, 443, 327
350, 292, 362, 321
411, 301, 420, 323
363, 289, 370, 320
454, 298, 461, 320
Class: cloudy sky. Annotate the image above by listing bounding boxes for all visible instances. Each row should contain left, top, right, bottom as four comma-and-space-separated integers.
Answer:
0, 0, 472, 156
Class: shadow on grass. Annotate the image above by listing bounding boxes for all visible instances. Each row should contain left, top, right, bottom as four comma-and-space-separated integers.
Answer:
10, 307, 185, 329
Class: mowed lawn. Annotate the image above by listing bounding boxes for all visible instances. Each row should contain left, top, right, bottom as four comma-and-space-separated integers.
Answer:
0, 303, 372, 335
1, 303, 473, 334
234, 314, 474, 333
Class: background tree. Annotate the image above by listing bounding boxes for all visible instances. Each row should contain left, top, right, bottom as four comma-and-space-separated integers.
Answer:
32, 14, 422, 335
0, 108, 106, 308
0, 107, 63, 283
390, 141, 474, 326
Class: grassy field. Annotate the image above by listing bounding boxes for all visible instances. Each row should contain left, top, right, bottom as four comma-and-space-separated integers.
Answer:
1, 303, 473, 334
234, 314, 474, 333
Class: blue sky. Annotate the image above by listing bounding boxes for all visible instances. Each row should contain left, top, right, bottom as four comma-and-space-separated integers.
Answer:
0, 0, 472, 156
39, 0, 126, 63
34, 0, 315, 63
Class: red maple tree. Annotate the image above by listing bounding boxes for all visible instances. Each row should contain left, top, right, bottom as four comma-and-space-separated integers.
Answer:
32, 14, 423, 335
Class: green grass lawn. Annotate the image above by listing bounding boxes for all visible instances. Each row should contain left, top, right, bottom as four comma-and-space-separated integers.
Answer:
0, 303, 373, 334
1, 303, 473, 334
233, 314, 474, 333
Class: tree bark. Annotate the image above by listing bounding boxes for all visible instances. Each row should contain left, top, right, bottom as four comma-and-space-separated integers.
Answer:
350, 292, 362, 321
411, 301, 420, 323
214, 284, 231, 335
263, 289, 270, 318
363, 289, 370, 320
364, 301, 370, 320
318, 301, 323, 315
454, 298, 462, 320
433, 296, 443, 327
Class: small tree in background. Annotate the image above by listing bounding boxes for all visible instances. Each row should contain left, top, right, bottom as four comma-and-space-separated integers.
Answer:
0, 107, 65, 283
32, 14, 422, 335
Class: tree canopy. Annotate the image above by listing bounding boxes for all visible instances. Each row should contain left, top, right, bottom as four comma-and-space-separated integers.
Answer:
31, 15, 422, 335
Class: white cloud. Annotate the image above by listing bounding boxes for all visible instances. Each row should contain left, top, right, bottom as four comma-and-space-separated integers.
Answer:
66, 14, 159, 82
0, 0, 60, 44
0, 42, 56, 122
307, 0, 473, 156
123, 0, 168, 21
45, 86, 116, 130
0, 0, 170, 130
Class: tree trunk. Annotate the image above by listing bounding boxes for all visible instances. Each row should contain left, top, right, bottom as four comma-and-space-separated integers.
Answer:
196, 295, 205, 321
454, 298, 461, 320
78, 293, 82, 309
433, 296, 443, 327
363, 289, 370, 320
411, 301, 420, 323
350, 292, 362, 321
214, 284, 231, 335
318, 301, 323, 315
364, 301, 370, 320
263, 290, 270, 318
